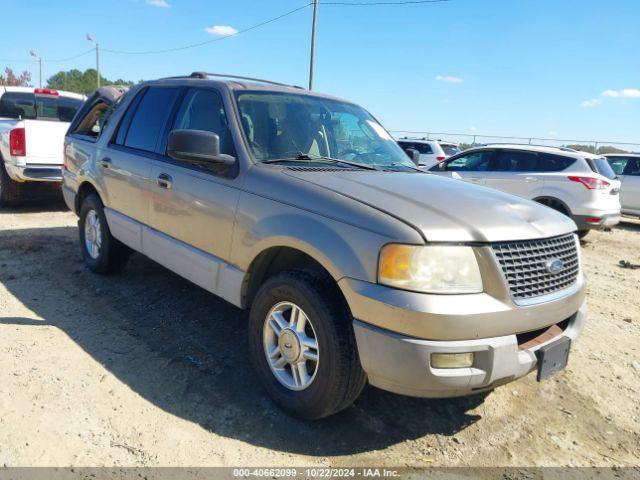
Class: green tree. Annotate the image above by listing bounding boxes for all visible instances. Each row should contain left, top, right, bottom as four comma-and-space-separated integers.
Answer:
0, 67, 32, 86
564, 144, 630, 155
46, 68, 135, 95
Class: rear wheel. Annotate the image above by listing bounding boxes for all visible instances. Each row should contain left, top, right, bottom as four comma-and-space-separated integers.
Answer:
0, 162, 22, 207
78, 194, 130, 274
248, 270, 366, 419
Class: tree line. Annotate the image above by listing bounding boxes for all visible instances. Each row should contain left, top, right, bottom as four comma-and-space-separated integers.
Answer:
0, 66, 136, 95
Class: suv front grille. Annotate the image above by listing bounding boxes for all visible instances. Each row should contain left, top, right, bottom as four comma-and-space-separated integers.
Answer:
491, 234, 579, 301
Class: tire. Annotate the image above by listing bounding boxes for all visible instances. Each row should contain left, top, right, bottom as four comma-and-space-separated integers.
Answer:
78, 194, 130, 274
0, 161, 22, 207
248, 270, 366, 420
577, 229, 590, 239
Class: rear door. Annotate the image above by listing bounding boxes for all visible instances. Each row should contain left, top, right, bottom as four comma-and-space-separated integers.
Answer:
621, 157, 640, 213
102, 85, 181, 225
482, 149, 543, 199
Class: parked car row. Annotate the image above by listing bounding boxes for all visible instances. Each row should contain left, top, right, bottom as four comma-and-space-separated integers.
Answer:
57, 73, 587, 419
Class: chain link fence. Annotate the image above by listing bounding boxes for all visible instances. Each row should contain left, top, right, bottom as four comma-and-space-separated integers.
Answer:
390, 131, 640, 154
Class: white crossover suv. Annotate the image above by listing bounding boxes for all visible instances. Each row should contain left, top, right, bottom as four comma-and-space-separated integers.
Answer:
430, 144, 621, 238
397, 137, 460, 169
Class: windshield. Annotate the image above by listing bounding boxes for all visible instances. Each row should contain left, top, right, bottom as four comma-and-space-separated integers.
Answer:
235, 91, 415, 169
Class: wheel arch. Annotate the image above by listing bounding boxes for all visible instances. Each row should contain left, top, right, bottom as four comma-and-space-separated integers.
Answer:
75, 181, 101, 214
533, 196, 572, 216
241, 243, 341, 309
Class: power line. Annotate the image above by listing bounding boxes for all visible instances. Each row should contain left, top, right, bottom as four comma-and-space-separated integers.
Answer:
0, 48, 94, 65
48, 48, 94, 63
102, 3, 313, 55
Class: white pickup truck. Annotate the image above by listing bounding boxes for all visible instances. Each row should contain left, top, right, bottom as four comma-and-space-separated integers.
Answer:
0, 86, 85, 206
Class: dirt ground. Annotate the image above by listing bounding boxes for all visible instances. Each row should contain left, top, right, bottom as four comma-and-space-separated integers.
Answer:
0, 199, 638, 468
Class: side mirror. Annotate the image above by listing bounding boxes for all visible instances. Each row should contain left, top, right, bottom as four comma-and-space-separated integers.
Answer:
438, 161, 447, 171
167, 129, 235, 166
405, 148, 420, 166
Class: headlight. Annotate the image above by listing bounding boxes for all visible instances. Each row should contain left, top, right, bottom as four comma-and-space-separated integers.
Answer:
378, 244, 483, 294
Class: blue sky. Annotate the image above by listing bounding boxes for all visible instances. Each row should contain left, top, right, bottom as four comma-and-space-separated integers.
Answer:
1, 0, 638, 143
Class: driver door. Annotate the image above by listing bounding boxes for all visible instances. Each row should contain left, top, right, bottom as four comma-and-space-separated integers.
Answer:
147, 87, 241, 264
434, 150, 494, 185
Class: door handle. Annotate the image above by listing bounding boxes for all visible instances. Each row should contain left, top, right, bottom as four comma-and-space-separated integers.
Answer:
524, 177, 538, 183
156, 173, 173, 189
99, 157, 112, 169
468, 177, 482, 182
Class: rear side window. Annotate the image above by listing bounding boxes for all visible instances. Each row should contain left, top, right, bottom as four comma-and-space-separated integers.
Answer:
121, 87, 180, 152
587, 158, 617, 180
493, 150, 539, 172
623, 158, 640, 176
536, 153, 575, 172
607, 157, 628, 175
0, 92, 83, 121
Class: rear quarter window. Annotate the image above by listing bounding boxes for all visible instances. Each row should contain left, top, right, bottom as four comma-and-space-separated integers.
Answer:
537, 153, 575, 172
441, 144, 460, 156
587, 158, 617, 180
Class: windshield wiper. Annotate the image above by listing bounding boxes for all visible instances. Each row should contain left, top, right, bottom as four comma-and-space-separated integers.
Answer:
263, 153, 380, 171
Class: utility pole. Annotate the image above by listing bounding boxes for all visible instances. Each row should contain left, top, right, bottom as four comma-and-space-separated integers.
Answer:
87, 34, 100, 88
308, 0, 319, 90
29, 50, 42, 88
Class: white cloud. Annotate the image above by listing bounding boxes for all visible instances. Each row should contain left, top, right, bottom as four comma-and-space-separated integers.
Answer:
602, 88, 640, 98
146, 0, 170, 7
580, 98, 600, 108
548, 130, 558, 137
435, 75, 463, 84
469, 126, 477, 132
205, 25, 239, 36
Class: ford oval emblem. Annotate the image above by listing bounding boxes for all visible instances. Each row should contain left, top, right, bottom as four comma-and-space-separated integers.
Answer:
545, 258, 565, 275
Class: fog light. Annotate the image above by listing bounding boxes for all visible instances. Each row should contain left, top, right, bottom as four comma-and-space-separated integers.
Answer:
431, 352, 474, 369
585, 217, 601, 224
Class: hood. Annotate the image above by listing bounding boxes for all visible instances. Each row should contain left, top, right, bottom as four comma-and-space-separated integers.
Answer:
285, 170, 577, 242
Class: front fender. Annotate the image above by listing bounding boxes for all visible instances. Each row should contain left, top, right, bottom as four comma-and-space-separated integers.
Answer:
231, 192, 400, 285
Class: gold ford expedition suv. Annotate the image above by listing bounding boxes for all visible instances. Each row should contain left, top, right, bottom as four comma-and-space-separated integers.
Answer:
62, 73, 586, 419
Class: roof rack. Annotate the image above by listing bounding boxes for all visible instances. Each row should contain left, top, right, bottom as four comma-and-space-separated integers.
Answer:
187, 72, 304, 89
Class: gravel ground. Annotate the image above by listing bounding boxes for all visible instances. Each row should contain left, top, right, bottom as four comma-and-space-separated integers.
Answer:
0, 200, 638, 467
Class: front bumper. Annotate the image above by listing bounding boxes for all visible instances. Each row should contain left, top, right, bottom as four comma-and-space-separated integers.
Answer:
353, 300, 586, 397
5, 163, 62, 183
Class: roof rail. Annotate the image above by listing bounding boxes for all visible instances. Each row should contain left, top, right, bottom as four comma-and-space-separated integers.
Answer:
483, 142, 576, 151
190, 72, 304, 89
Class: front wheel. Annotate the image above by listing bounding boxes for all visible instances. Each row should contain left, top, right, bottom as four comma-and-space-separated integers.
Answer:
78, 194, 130, 274
577, 229, 590, 239
248, 270, 366, 419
